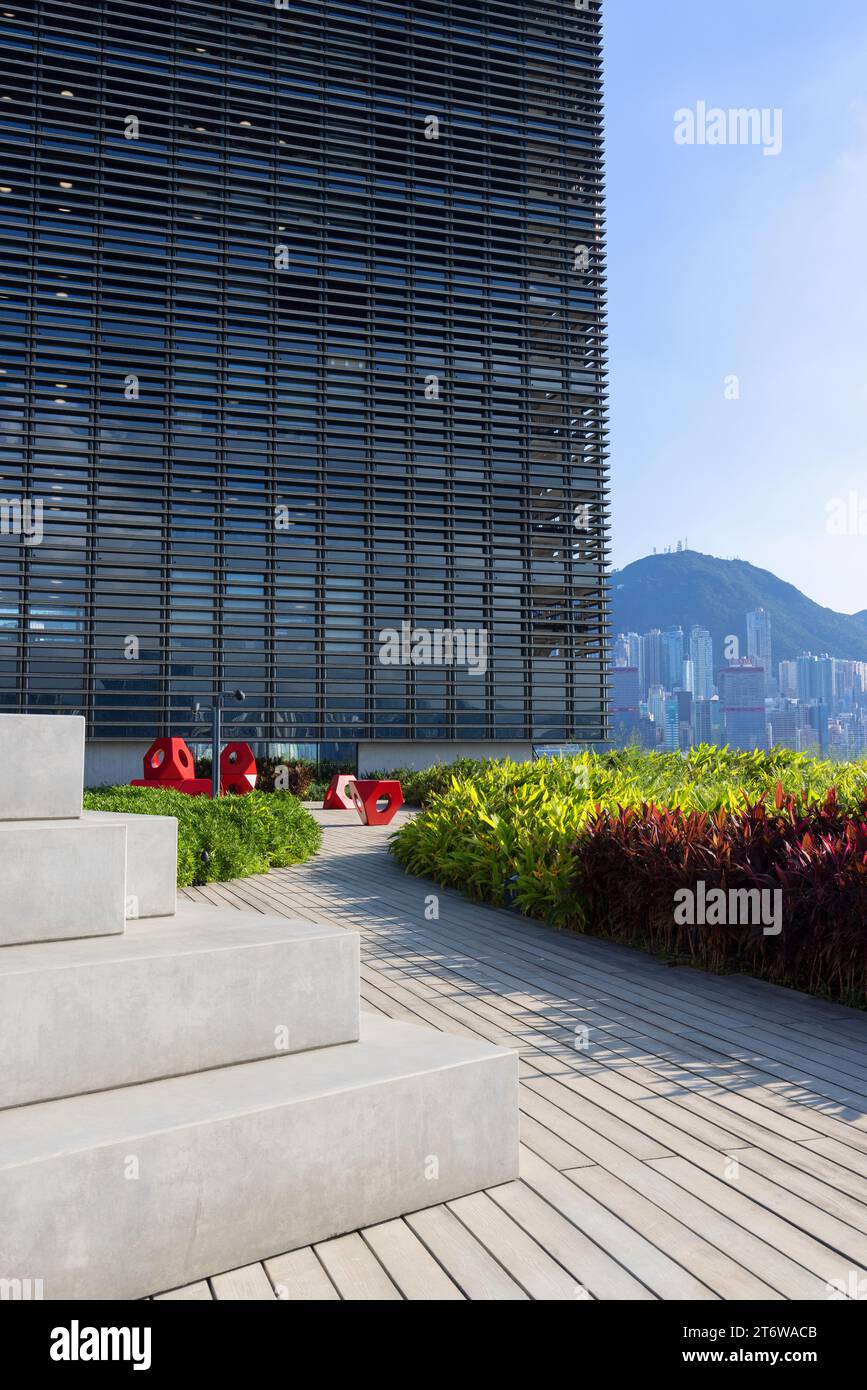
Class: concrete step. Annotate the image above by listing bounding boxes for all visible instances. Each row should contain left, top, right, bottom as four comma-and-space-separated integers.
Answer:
82, 810, 177, 919
0, 818, 126, 945
0, 712, 85, 821
0, 1014, 519, 1300
0, 901, 360, 1108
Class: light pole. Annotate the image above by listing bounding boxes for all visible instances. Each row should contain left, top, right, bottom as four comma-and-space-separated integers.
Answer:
193, 689, 246, 799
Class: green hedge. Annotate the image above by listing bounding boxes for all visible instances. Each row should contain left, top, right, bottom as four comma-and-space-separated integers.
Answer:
389, 745, 867, 928
83, 786, 322, 887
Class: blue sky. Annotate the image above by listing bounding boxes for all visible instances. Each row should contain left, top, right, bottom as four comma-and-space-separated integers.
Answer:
603, 0, 867, 613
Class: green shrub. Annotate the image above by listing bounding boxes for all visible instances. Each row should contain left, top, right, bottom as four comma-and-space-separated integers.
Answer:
83, 785, 322, 887
389, 745, 867, 929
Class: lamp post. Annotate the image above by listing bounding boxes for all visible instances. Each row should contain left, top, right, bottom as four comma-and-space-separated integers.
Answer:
193, 689, 246, 799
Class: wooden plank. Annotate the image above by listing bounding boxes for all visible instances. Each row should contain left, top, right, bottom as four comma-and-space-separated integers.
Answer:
314, 1232, 402, 1300
517, 1147, 717, 1300
153, 1281, 213, 1301
730, 1148, 867, 1232
447, 1191, 589, 1300
406, 1206, 528, 1300
802, 1134, 867, 1176
264, 1247, 339, 1301
563, 1166, 780, 1300
210, 1263, 276, 1300
519, 1111, 594, 1170
487, 1180, 654, 1300
517, 1087, 824, 1299
648, 1156, 865, 1290
362, 1219, 465, 1300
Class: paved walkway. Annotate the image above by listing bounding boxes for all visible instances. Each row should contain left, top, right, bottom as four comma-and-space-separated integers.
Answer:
156, 807, 867, 1301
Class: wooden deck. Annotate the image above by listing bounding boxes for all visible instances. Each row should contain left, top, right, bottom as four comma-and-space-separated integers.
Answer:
156, 807, 867, 1301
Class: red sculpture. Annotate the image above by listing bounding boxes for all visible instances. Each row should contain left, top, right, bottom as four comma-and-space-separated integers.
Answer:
131, 737, 257, 797
220, 742, 257, 795
132, 737, 195, 788
349, 779, 404, 826
323, 774, 357, 810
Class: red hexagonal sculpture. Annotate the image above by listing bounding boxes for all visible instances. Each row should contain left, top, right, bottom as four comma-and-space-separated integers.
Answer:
323, 774, 357, 810
219, 741, 257, 795
132, 737, 195, 788
350, 778, 404, 826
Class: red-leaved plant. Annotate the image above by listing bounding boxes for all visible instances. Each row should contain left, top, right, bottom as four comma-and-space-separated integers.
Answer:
573, 785, 867, 1005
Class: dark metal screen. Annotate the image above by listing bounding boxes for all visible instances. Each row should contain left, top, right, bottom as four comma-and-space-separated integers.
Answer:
0, 0, 610, 744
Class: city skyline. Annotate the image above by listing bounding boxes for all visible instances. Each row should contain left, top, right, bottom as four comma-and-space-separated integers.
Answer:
605, 0, 867, 613
611, 598, 867, 758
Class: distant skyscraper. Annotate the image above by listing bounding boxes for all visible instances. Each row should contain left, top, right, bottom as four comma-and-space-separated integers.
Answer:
624, 632, 641, 669
718, 661, 767, 751
612, 635, 630, 666
681, 658, 695, 695
796, 653, 835, 705
613, 632, 641, 669
768, 702, 806, 751
610, 666, 640, 712
639, 631, 664, 698
663, 698, 680, 751
647, 684, 666, 728
694, 697, 724, 745
689, 626, 714, 700
609, 666, 641, 745
778, 660, 798, 699
676, 689, 694, 750
747, 610, 773, 694
663, 627, 685, 690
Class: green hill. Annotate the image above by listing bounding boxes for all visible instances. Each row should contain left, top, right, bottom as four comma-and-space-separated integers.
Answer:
610, 551, 867, 667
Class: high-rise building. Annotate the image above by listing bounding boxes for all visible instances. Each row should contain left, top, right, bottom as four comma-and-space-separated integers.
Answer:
647, 684, 666, 728
612, 631, 640, 669
663, 697, 680, 751
693, 695, 724, 746
639, 630, 664, 698
718, 660, 767, 751
613, 630, 641, 671
746, 609, 773, 694
796, 654, 835, 706
768, 702, 806, 751
612, 636, 630, 667
0, 0, 610, 781
675, 688, 693, 750
608, 664, 641, 746
689, 626, 714, 701
662, 626, 684, 690
778, 660, 798, 699
609, 665, 640, 713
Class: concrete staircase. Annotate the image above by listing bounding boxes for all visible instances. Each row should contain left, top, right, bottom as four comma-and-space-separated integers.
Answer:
0, 714, 519, 1300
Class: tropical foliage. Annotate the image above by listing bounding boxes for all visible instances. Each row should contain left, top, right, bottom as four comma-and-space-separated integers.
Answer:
577, 789, 867, 1004
389, 747, 867, 1002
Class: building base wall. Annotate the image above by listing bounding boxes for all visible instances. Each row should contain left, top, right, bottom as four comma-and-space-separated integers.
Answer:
84, 740, 152, 788
86, 738, 539, 787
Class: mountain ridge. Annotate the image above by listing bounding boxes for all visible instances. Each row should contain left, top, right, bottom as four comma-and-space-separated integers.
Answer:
610, 551, 867, 667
